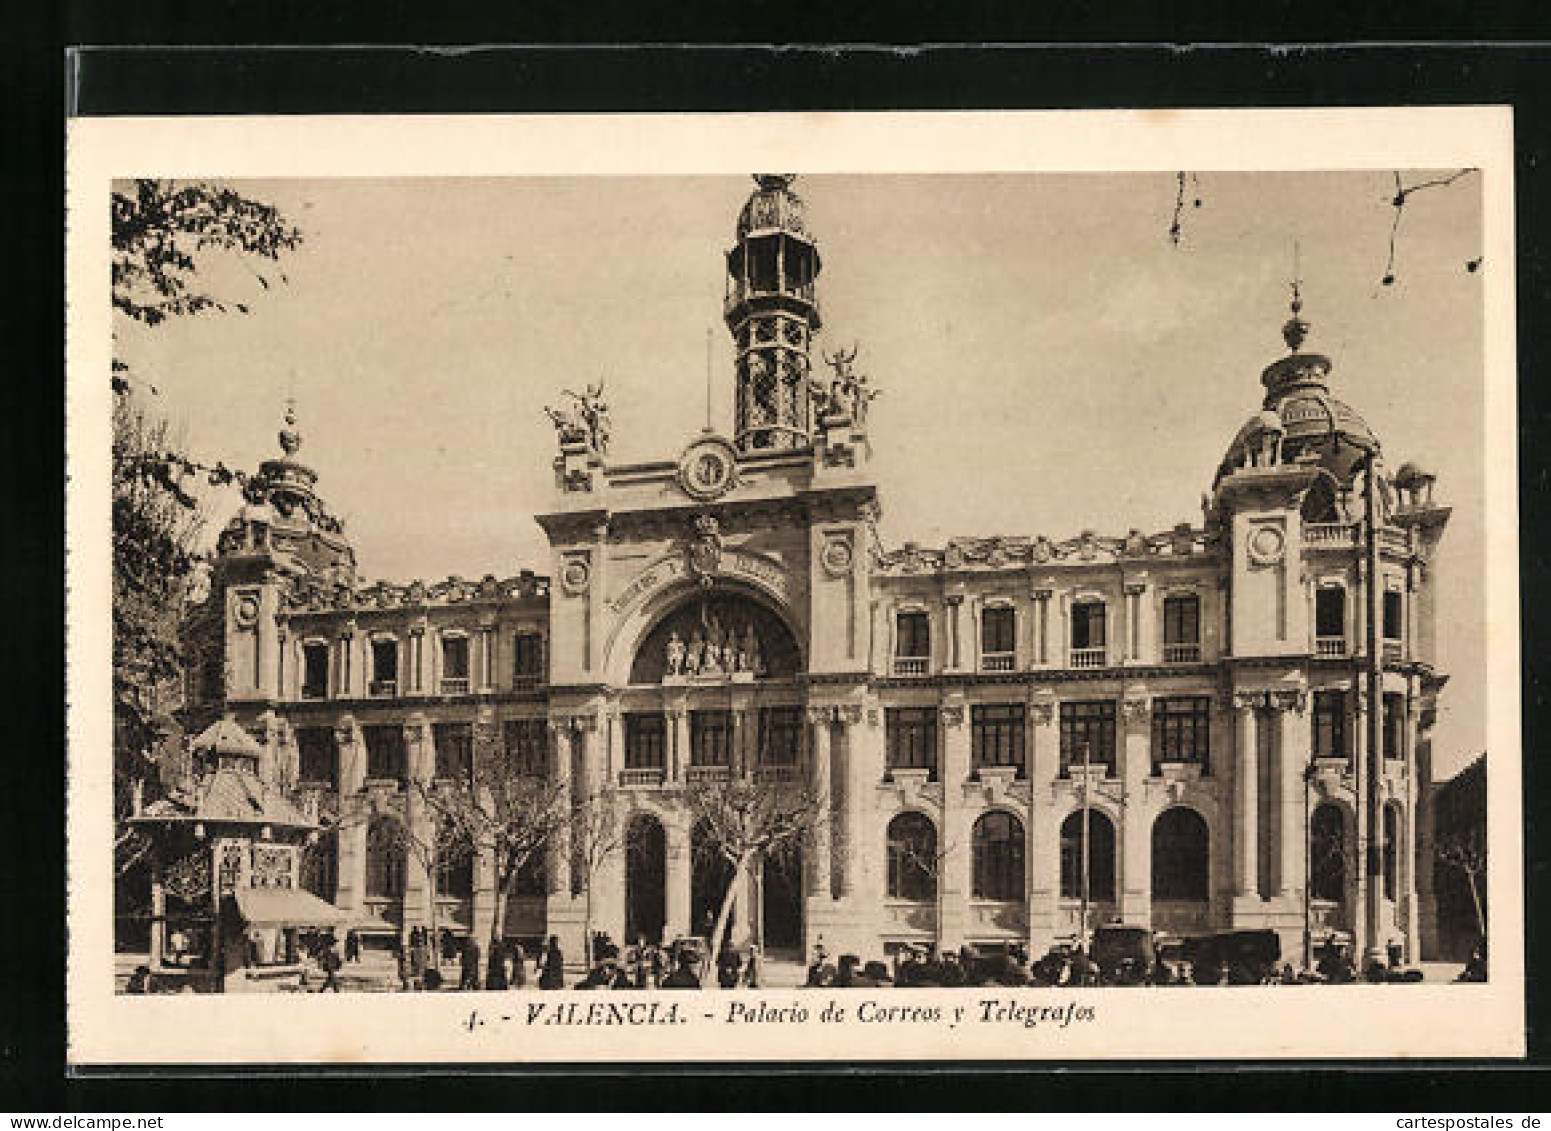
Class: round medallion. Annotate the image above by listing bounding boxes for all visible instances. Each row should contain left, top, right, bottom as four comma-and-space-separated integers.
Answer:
233, 593, 260, 627
1248, 524, 1286, 565
678, 436, 738, 502
561, 556, 592, 595
821, 537, 854, 577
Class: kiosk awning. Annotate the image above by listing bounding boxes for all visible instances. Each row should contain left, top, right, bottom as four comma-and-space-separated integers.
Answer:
235, 887, 349, 929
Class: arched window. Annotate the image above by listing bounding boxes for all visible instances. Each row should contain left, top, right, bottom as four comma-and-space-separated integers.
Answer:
886, 812, 937, 902
366, 815, 405, 899
301, 830, 338, 899
1383, 803, 1400, 902
971, 811, 1025, 901
1059, 808, 1116, 902
1310, 803, 1346, 903
1151, 807, 1210, 901
435, 825, 475, 900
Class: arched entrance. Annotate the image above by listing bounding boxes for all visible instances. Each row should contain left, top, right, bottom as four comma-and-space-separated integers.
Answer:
630, 590, 802, 685
1310, 802, 1349, 936
625, 814, 667, 945
691, 819, 736, 945
760, 843, 803, 953
1151, 806, 1211, 936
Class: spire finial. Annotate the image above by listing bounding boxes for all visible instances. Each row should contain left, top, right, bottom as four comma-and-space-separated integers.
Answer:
278, 397, 302, 457
753, 173, 796, 191
1281, 241, 1310, 353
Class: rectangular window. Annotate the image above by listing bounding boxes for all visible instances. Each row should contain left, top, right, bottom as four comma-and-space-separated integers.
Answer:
895, 611, 930, 658
981, 606, 1016, 656
691, 710, 732, 767
1315, 587, 1346, 639
502, 719, 547, 777
441, 635, 470, 693
1383, 590, 1403, 641
512, 632, 545, 683
296, 727, 338, 788
433, 722, 474, 781
885, 707, 938, 777
301, 642, 329, 700
1151, 696, 1212, 773
1163, 595, 1200, 645
363, 725, 407, 783
1070, 601, 1107, 650
1313, 690, 1348, 759
1383, 692, 1405, 760
1060, 700, 1117, 775
624, 713, 666, 769
972, 703, 1026, 776
370, 638, 399, 696
758, 706, 802, 766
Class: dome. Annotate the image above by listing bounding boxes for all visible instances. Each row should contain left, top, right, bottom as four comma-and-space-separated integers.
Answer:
1394, 460, 1435, 487
736, 173, 813, 241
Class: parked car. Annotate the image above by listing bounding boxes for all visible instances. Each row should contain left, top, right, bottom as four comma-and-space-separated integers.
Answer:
1185, 930, 1282, 984
1091, 923, 1156, 984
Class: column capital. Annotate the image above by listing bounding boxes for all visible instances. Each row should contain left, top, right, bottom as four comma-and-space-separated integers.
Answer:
1269, 688, 1308, 713
1233, 689, 1269, 712
944, 593, 964, 607
1120, 696, 1151, 726
1028, 700, 1055, 727
1124, 581, 1147, 597
1031, 587, 1054, 602
939, 704, 965, 728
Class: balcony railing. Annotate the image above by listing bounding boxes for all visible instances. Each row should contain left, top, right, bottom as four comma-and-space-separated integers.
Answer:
300, 686, 328, 702
440, 677, 470, 695
617, 767, 666, 788
1305, 522, 1358, 547
685, 764, 731, 785
1162, 643, 1201, 664
1382, 640, 1403, 663
1315, 637, 1347, 658
755, 764, 800, 784
723, 279, 819, 319
893, 656, 929, 677
369, 679, 398, 698
511, 671, 543, 687
1070, 647, 1106, 669
980, 653, 1015, 673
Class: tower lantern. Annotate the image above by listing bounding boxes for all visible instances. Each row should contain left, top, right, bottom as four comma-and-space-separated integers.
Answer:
724, 173, 823, 453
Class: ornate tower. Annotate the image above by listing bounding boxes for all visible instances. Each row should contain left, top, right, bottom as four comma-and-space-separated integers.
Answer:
724, 174, 823, 452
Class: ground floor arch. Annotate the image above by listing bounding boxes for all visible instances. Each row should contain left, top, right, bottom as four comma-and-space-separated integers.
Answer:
625, 812, 667, 945
1059, 807, 1116, 903
760, 842, 804, 952
691, 819, 736, 945
1151, 805, 1211, 936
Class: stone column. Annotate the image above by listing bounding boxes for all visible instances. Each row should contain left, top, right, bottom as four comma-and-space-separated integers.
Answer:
1124, 583, 1146, 664
408, 622, 426, 694
731, 709, 746, 778
335, 716, 367, 915
604, 709, 622, 787
1401, 687, 1420, 962
1027, 698, 1059, 951
808, 709, 832, 900
548, 720, 573, 898
668, 707, 688, 785
664, 816, 692, 941
839, 706, 867, 900
1119, 695, 1152, 924
1032, 589, 1052, 666
477, 618, 496, 693
1233, 695, 1259, 902
404, 717, 435, 929
938, 700, 971, 949
1274, 691, 1309, 902
945, 593, 964, 671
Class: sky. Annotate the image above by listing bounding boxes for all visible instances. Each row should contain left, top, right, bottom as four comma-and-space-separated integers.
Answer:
114, 172, 1486, 779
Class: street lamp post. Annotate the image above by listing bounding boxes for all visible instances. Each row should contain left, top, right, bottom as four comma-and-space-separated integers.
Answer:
1080, 739, 1091, 958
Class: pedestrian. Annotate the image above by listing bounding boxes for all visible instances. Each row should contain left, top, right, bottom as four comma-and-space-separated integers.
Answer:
486, 942, 510, 991
744, 944, 761, 989
717, 947, 742, 988
125, 965, 151, 994
662, 951, 701, 989
395, 932, 411, 991
509, 941, 527, 989
539, 935, 565, 990
344, 929, 360, 963
319, 934, 343, 993
460, 935, 483, 991
409, 927, 429, 991
648, 943, 665, 989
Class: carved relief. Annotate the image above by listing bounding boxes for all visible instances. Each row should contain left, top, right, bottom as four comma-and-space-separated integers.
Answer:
821, 534, 855, 578
560, 552, 592, 596
678, 436, 738, 502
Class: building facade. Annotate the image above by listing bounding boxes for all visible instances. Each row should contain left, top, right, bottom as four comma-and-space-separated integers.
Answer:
185, 174, 1453, 966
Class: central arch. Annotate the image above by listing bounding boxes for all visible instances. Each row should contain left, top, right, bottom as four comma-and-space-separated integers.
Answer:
630, 589, 803, 685
625, 813, 667, 945
1151, 806, 1210, 936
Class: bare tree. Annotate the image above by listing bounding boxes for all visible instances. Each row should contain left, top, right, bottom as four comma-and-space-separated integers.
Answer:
385, 786, 475, 971
415, 741, 569, 974
570, 784, 627, 966
1436, 825, 1488, 941
683, 770, 821, 977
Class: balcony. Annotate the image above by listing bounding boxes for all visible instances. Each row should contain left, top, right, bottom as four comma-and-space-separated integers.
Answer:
892, 656, 929, 677
980, 653, 1016, 673
1315, 637, 1347, 658
723, 279, 819, 320
755, 764, 800, 784
1162, 643, 1201, 664
440, 677, 470, 695
1070, 647, 1106, 669
617, 767, 665, 789
300, 685, 328, 702
369, 679, 398, 698
685, 764, 731, 785
1382, 640, 1403, 664
1305, 522, 1357, 547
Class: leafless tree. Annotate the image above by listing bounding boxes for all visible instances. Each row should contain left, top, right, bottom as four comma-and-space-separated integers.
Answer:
414, 742, 569, 972
570, 784, 627, 966
384, 785, 477, 968
683, 769, 821, 977
1436, 825, 1488, 941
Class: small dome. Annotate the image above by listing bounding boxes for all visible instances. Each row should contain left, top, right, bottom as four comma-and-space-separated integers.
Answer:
736, 174, 812, 240
1394, 460, 1435, 486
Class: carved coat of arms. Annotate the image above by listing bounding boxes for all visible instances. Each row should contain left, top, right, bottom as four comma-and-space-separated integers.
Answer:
687, 514, 723, 586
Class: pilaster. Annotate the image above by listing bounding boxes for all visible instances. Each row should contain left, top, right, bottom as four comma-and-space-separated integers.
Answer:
1119, 694, 1151, 924
938, 697, 971, 949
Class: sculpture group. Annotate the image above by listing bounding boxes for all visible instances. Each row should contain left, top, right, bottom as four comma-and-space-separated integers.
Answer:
813, 344, 879, 425
665, 610, 765, 679
544, 380, 612, 456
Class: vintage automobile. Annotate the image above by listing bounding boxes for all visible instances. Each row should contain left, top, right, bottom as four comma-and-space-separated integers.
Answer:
1184, 929, 1282, 984
1091, 923, 1157, 985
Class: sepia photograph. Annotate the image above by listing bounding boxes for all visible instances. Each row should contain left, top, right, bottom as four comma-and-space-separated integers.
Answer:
65, 110, 1522, 1063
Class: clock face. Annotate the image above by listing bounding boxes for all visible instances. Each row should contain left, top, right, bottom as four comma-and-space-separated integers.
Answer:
678, 436, 737, 501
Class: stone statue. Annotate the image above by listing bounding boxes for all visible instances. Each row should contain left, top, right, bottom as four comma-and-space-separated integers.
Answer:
666, 631, 685, 677
546, 380, 611, 456
685, 630, 704, 675
742, 624, 763, 675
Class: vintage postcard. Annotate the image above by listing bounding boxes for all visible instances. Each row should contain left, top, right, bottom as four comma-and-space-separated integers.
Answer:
66, 108, 1523, 1064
